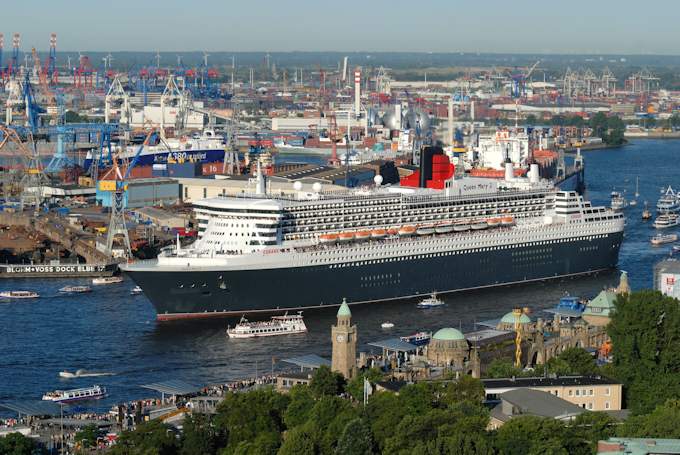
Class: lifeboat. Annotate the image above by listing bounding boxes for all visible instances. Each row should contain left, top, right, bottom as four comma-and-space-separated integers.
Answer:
487, 218, 502, 228
319, 233, 338, 244
454, 222, 471, 232
398, 225, 416, 236
501, 216, 515, 226
387, 227, 399, 236
355, 231, 371, 241
471, 221, 488, 230
337, 232, 355, 243
416, 225, 436, 236
434, 222, 455, 234
371, 228, 388, 240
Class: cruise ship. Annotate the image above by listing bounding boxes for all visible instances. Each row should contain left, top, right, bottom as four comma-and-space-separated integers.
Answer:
83, 130, 225, 169
122, 153, 624, 321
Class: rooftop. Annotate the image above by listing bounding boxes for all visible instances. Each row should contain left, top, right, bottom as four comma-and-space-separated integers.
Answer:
432, 327, 465, 341
598, 437, 680, 455
495, 388, 584, 420
483, 375, 621, 390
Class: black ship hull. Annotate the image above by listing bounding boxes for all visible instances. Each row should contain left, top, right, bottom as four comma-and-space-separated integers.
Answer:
125, 232, 623, 321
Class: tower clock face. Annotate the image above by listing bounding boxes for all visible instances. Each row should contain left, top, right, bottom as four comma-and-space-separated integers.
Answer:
336, 334, 345, 343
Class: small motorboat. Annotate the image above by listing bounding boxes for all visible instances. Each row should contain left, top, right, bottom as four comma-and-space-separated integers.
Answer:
651, 233, 678, 246
130, 286, 143, 296
92, 276, 123, 285
59, 286, 92, 294
0, 290, 39, 299
417, 292, 446, 309
642, 202, 652, 220
381, 321, 395, 329
673, 245, 680, 253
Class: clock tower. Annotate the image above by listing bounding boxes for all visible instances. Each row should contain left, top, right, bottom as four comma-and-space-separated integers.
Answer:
331, 298, 357, 379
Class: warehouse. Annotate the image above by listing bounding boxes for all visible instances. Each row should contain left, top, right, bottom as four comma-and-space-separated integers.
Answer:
95, 178, 179, 208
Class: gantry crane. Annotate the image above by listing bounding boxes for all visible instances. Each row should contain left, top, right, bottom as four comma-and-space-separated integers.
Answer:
0, 125, 49, 211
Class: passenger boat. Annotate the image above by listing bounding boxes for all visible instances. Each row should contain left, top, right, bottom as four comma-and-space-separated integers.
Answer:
417, 292, 446, 309
651, 233, 678, 246
0, 290, 39, 299
381, 321, 395, 329
434, 222, 455, 234
400, 331, 432, 346
653, 214, 680, 229
226, 312, 307, 338
610, 191, 627, 211
92, 276, 123, 285
657, 186, 680, 213
59, 286, 92, 294
42, 385, 107, 403
130, 286, 143, 295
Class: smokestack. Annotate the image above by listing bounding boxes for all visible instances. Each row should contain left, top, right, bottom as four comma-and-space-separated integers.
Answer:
354, 69, 361, 118
529, 163, 540, 183
342, 57, 348, 83
505, 162, 514, 181
470, 100, 475, 134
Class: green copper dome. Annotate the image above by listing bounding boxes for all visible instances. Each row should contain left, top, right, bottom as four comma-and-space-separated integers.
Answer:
500, 312, 531, 324
337, 298, 351, 317
432, 327, 465, 341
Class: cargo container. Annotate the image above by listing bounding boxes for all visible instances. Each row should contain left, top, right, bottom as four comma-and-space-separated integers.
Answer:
202, 162, 222, 176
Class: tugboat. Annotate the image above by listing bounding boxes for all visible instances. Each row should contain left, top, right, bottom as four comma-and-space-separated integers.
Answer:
226, 312, 307, 338
42, 385, 107, 403
417, 292, 446, 309
642, 202, 652, 220
0, 290, 39, 299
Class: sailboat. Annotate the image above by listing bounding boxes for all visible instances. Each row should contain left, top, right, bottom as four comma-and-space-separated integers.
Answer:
630, 177, 639, 206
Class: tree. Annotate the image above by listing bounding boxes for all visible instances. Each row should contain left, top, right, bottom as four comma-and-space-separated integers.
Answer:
110, 420, 179, 455
335, 418, 374, 455
309, 365, 345, 398
435, 432, 493, 455
283, 384, 316, 428
0, 432, 44, 455
485, 359, 524, 379
619, 400, 680, 438
608, 291, 680, 414
568, 412, 617, 452
278, 424, 321, 455
180, 413, 222, 455
345, 368, 383, 402
545, 347, 598, 376
493, 416, 572, 455
74, 424, 100, 450
440, 375, 485, 405
213, 388, 289, 452
64, 110, 84, 123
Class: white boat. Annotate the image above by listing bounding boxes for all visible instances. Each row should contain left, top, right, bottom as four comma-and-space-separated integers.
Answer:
434, 223, 455, 234
92, 276, 123, 285
59, 286, 92, 294
42, 385, 107, 403
59, 369, 114, 379
130, 286, 143, 295
642, 201, 652, 220
653, 214, 680, 229
226, 312, 307, 338
381, 321, 395, 329
471, 221, 488, 230
417, 292, 446, 309
416, 225, 436, 236
651, 233, 678, 245
400, 331, 431, 346
453, 223, 471, 232
0, 290, 39, 299
611, 191, 627, 211
673, 245, 680, 253
657, 186, 680, 213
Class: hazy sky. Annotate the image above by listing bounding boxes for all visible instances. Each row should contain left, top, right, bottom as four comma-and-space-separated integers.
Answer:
3, 0, 678, 54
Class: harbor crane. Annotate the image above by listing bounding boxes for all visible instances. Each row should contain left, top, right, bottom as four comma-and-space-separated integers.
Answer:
99, 129, 155, 259
0, 125, 49, 211
511, 60, 541, 98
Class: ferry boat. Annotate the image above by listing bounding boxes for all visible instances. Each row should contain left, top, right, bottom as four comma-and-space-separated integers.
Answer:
42, 385, 107, 403
0, 290, 39, 299
92, 276, 123, 285
226, 312, 307, 338
651, 233, 678, 246
657, 186, 680, 213
121, 150, 624, 321
653, 214, 680, 229
83, 130, 225, 169
59, 286, 92, 294
417, 293, 446, 309
400, 331, 431, 346
610, 191, 627, 211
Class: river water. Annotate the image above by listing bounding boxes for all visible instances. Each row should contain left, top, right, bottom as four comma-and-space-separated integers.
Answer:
0, 139, 678, 411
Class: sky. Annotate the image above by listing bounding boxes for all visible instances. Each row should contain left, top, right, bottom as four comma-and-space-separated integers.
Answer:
3, 0, 679, 54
